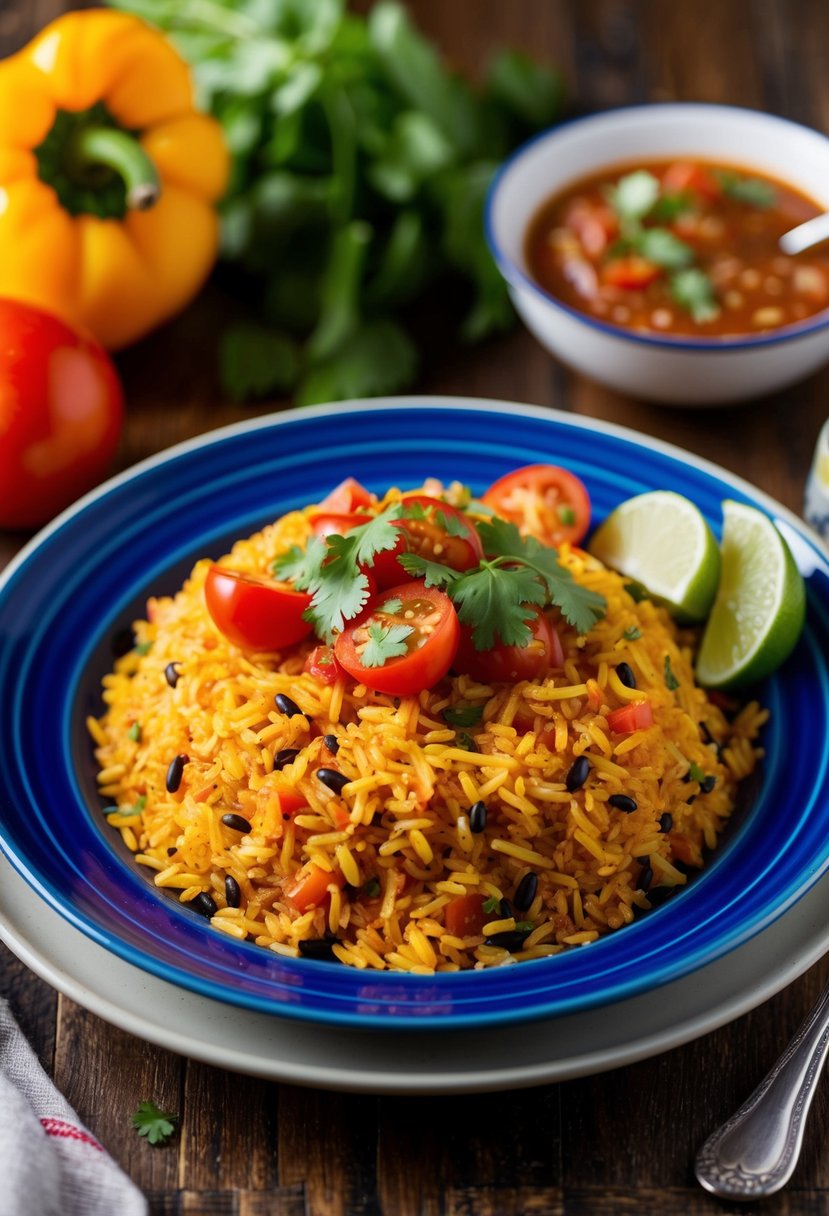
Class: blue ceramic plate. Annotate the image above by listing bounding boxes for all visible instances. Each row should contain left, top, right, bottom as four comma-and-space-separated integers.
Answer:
1, 398, 827, 1031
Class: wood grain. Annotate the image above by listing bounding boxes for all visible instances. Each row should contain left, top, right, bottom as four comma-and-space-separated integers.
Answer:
2, 2, 829, 1213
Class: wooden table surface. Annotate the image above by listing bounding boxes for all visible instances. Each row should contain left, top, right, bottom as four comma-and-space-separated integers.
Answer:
2, 2, 829, 1213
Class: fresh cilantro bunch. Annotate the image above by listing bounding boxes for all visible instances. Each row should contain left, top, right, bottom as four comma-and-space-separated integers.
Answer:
110, 0, 563, 405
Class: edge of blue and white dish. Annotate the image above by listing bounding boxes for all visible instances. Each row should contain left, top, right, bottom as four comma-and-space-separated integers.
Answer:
1, 396, 827, 1031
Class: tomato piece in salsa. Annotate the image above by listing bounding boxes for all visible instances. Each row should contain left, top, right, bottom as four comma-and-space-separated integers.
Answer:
525, 159, 829, 338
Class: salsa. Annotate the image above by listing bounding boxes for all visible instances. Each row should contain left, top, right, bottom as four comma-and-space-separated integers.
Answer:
525, 159, 829, 338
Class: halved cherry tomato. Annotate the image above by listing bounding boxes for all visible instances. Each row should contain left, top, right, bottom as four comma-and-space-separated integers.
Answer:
661, 162, 721, 201
285, 863, 345, 912
606, 701, 654, 734
453, 607, 563, 683
204, 566, 312, 651
334, 581, 460, 696
444, 893, 487, 937
304, 645, 343, 685
602, 255, 662, 290
370, 495, 484, 589
316, 477, 373, 514
481, 464, 591, 547
308, 511, 367, 539
564, 201, 618, 257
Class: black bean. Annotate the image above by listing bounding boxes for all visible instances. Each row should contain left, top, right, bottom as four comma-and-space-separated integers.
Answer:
274, 748, 300, 770
221, 813, 252, 834
316, 767, 349, 794
298, 938, 341, 962
514, 872, 538, 912
499, 898, 513, 919
191, 892, 217, 918
323, 734, 339, 755
616, 661, 637, 689
166, 846, 178, 857
469, 801, 487, 833
166, 753, 188, 793
565, 755, 591, 793
699, 721, 715, 744
111, 626, 136, 657
224, 875, 241, 909
638, 865, 653, 893
164, 662, 182, 688
485, 930, 529, 950
274, 693, 303, 717
659, 813, 673, 833
700, 774, 717, 794
608, 794, 638, 814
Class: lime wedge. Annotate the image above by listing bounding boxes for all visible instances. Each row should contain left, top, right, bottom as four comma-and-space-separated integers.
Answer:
588, 490, 721, 622
695, 500, 805, 689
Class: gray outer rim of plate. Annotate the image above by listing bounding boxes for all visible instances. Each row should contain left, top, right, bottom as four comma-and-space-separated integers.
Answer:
1, 854, 828, 1095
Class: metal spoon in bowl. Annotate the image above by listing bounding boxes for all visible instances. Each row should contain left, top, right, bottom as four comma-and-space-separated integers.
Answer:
779, 213, 829, 256
694, 978, 829, 1199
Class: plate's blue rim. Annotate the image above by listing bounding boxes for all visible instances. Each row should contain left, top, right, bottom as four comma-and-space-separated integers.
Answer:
484, 101, 829, 352
1, 396, 828, 1032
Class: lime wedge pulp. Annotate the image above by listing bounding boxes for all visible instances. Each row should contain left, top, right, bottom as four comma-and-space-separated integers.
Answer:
588, 490, 721, 622
695, 500, 806, 689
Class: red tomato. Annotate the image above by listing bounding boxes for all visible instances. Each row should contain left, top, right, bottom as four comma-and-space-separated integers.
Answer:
334, 581, 460, 696
308, 511, 367, 539
304, 645, 343, 685
370, 495, 484, 588
453, 608, 563, 683
661, 162, 721, 201
0, 299, 124, 530
444, 893, 487, 937
481, 464, 591, 547
316, 477, 373, 514
285, 863, 345, 911
204, 566, 312, 651
606, 701, 654, 734
602, 256, 662, 290
565, 201, 618, 256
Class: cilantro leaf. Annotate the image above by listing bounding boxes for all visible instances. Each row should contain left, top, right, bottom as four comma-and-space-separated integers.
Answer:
397, 553, 460, 588
606, 170, 660, 222
378, 597, 402, 616
451, 564, 545, 649
687, 760, 705, 783
132, 1100, 178, 1147
622, 626, 642, 641
273, 535, 329, 589
443, 704, 484, 727
456, 731, 479, 751
482, 895, 500, 914
219, 321, 300, 403
360, 622, 414, 667
669, 268, 719, 323
634, 227, 694, 270
128, 722, 142, 743
305, 563, 373, 640
716, 171, 776, 209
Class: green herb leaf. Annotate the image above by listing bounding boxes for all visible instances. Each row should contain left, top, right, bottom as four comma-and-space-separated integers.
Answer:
607, 170, 660, 222
128, 722, 142, 743
649, 191, 693, 222
664, 654, 680, 691
132, 1100, 178, 1147
362, 876, 381, 898
485, 49, 564, 130
273, 536, 329, 589
634, 227, 694, 270
669, 268, 719, 323
451, 563, 546, 649
378, 597, 403, 616
624, 582, 649, 604
482, 895, 500, 914
622, 626, 642, 641
296, 319, 418, 407
687, 760, 705, 783
360, 622, 414, 667
455, 731, 478, 752
135, 640, 153, 656
443, 704, 484, 727
717, 170, 776, 208
397, 553, 460, 588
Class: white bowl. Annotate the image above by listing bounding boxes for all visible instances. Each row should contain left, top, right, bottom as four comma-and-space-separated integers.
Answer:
486, 103, 829, 406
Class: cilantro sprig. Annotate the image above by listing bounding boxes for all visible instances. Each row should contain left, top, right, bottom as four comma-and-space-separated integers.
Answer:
401, 516, 606, 646
132, 1100, 178, 1147
360, 622, 414, 667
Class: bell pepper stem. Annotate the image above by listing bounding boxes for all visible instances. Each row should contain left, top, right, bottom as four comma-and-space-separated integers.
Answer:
68, 125, 161, 211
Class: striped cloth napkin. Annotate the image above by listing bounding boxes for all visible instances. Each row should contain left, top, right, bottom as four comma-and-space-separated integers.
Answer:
0, 1000, 147, 1216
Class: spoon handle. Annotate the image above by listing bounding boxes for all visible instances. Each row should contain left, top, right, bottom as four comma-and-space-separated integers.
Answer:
695, 980, 829, 1199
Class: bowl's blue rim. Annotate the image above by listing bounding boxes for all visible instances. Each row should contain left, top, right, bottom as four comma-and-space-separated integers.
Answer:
484, 101, 829, 353
1, 396, 828, 1031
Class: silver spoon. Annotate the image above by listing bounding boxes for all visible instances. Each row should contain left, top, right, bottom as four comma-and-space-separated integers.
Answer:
779, 213, 829, 256
695, 978, 829, 1200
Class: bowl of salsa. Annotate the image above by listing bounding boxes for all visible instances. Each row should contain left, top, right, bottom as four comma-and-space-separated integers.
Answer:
486, 103, 829, 405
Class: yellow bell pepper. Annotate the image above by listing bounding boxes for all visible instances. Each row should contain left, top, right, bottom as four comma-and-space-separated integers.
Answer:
0, 9, 229, 350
